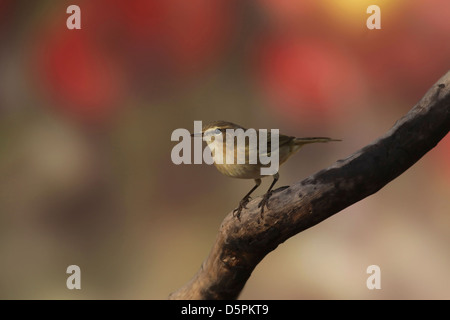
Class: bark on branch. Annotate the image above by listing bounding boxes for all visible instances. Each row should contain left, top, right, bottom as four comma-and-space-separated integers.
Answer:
169, 71, 450, 300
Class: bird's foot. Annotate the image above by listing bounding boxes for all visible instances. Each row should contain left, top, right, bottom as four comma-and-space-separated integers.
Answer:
258, 191, 273, 218
233, 196, 251, 220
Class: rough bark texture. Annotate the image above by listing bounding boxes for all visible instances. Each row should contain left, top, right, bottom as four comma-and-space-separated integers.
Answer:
169, 71, 450, 300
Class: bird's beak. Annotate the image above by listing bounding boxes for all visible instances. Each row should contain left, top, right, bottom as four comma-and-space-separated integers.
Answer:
191, 132, 203, 138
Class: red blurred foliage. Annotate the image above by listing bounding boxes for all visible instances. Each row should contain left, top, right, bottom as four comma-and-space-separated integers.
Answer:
359, 33, 449, 101
32, 0, 236, 125
162, 0, 235, 76
251, 0, 449, 123
355, 0, 450, 101
114, 0, 165, 42
256, 0, 317, 28
254, 36, 364, 122
414, 0, 450, 34
0, 0, 13, 28
0, 0, 10, 13
36, 28, 125, 125
115, 0, 236, 86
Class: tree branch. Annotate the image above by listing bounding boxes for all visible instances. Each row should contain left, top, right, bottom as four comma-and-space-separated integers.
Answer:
169, 71, 450, 300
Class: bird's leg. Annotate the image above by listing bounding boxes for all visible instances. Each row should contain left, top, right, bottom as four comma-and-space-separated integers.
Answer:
233, 179, 261, 220
258, 173, 279, 217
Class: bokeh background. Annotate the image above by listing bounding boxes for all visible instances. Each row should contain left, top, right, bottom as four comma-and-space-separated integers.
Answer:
0, 0, 449, 299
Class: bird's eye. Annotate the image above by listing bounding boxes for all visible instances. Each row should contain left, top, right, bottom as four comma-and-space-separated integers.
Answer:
214, 128, 222, 135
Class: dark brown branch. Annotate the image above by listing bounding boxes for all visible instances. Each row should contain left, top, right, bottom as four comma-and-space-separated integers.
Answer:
169, 71, 450, 300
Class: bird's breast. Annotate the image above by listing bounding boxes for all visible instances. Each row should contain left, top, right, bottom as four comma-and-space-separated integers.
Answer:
214, 162, 263, 179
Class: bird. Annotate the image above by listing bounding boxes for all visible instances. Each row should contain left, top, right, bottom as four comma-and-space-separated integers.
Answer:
191, 121, 340, 219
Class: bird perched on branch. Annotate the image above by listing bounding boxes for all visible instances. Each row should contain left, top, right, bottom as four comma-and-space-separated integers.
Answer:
192, 121, 340, 219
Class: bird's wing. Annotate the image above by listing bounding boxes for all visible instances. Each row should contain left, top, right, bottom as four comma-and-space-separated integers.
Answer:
258, 131, 294, 157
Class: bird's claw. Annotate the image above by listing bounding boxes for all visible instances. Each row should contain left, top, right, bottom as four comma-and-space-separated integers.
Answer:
258, 191, 273, 218
233, 196, 251, 220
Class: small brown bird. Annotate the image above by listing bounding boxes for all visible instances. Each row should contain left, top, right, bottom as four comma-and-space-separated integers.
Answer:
192, 121, 340, 219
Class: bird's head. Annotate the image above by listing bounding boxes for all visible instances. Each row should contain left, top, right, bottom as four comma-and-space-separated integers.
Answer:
191, 121, 245, 139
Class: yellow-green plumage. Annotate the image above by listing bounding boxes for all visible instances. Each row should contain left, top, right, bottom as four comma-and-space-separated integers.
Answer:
197, 121, 340, 218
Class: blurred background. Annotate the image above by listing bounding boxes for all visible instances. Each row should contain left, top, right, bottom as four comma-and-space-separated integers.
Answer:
0, 0, 449, 299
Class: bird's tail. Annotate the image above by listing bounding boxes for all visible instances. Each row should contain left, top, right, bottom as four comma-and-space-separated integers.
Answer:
293, 137, 341, 146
